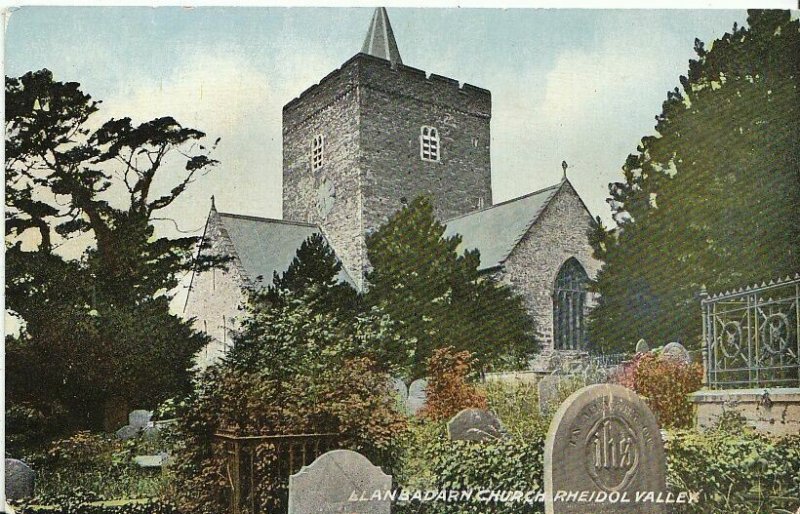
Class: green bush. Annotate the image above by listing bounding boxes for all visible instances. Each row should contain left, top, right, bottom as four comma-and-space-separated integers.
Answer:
395, 421, 546, 514
12, 496, 177, 514
26, 430, 171, 501
666, 429, 800, 513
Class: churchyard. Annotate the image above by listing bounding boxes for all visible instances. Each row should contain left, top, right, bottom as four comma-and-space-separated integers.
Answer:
6, 7, 800, 514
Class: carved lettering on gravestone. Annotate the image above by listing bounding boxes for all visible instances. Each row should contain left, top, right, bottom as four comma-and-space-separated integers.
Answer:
288, 449, 391, 514
448, 408, 506, 442
544, 384, 667, 513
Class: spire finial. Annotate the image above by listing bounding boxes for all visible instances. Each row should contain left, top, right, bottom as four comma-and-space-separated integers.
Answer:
210, 195, 216, 211
361, 7, 403, 66
561, 160, 568, 179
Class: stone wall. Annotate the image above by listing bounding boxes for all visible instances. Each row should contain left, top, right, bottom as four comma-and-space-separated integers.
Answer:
358, 56, 492, 234
282, 54, 491, 285
283, 62, 363, 288
501, 181, 601, 354
182, 209, 248, 369
689, 388, 800, 437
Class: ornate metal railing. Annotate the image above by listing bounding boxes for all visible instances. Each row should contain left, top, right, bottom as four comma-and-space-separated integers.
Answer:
214, 431, 340, 514
701, 274, 800, 389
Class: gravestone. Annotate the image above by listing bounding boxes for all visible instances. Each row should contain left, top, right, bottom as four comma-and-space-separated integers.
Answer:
538, 375, 566, 416
544, 384, 667, 513
447, 408, 506, 441
128, 409, 153, 428
288, 449, 391, 514
115, 424, 140, 441
5, 459, 35, 500
661, 342, 690, 365
635, 339, 649, 354
407, 378, 428, 414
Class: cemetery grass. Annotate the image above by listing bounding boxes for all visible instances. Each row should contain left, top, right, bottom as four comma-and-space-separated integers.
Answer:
22, 430, 172, 504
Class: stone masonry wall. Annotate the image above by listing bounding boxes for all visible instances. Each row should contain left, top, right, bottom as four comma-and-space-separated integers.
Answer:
283, 54, 491, 285
501, 181, 601, 354
182, 209, 248, 369
283, 63, 363, 288
357, 56, 492, 236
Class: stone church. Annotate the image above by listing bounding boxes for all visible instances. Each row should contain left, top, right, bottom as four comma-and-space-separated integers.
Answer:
183, 8, 601, 369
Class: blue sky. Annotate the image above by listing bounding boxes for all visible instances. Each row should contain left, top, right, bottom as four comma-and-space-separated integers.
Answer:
6, 7, 752, 235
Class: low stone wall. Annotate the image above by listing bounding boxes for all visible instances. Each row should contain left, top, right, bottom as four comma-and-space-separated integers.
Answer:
689, 387, 800, 437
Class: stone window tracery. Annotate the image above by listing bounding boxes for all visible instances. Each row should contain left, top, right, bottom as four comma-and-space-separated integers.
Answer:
420, 126, 440, 162
311, 134, 324, 170
553, 257, 589, 350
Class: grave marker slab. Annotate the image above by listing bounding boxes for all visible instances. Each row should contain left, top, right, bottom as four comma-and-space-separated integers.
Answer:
288, 449, 391, 514
661, 342, 690, 364
544, 384, 667, 513
5, 459, 35, 500
128, 409, 153, 429
447, 408, 506, 441
407, 378, 428, 414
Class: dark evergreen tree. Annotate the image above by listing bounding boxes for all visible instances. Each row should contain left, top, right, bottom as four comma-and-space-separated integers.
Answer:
365, 196, 535, 378
5, 69, 223, 431
589, 10, 800, 352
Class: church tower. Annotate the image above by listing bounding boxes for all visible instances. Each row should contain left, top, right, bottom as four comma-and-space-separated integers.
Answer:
282, 7, 492, 288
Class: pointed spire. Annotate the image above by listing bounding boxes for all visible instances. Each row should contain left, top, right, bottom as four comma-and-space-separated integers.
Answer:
210, 195, 216, 212
361, 7, 402, 66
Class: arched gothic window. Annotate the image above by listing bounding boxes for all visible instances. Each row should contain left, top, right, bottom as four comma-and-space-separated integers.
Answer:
553, 258, 589, 350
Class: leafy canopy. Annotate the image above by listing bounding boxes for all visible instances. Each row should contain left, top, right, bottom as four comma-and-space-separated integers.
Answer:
589, 11, 800, 352
5, 69, 222, 431
365, 196, 536, 378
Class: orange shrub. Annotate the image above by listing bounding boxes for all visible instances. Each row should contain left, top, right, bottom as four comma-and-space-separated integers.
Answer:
420, 346, 487, 421
612, 352, 703, 428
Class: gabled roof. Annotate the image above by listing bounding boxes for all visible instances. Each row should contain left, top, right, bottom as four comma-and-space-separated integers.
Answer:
215, 211, 354, 288
361, 7, 403, 66
443, 181, 564, 271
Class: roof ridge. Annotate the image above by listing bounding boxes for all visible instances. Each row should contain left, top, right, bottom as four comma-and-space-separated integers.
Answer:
444, 181, 561, 223
217, 211, 319, 228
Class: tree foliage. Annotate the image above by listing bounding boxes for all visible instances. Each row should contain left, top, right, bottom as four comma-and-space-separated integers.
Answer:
589, 11, 800, 352
365, 197, 536, 378
5, 69, 221, 431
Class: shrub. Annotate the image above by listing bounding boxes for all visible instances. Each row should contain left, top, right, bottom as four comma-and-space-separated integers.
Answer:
612, 352, 703, 428
171, 358, 407, 514
395, 421, 546, 514
420, 347, 487, 421
12, 496, 177, 514
666, 429, 800, 513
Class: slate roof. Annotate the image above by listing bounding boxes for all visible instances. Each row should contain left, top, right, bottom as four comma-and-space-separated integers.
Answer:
443, 181, 563, 271
216, 212, 355, 288
361, 7, 403, 66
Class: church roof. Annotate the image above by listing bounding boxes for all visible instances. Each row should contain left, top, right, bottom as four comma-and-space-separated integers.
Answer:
444, 181, 564, 271
361, 7, 403, 66
216, 212, 355, 288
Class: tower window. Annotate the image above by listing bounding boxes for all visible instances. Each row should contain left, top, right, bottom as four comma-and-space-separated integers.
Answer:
420, 126, 440, 162
311, 134, 324, 170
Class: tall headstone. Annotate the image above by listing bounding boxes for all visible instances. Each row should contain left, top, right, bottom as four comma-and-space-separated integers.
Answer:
447, 408, 506, 442
288, 449, 391, 514
407, 379, 428, 415
5, 459, 35, 500
661, 342, 690, 365
544, 384, 668, 513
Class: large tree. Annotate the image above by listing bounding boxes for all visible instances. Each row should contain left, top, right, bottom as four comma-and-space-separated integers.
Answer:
589, 10, 800, 352
5, 69, 222, 431
365, 197, 536, 378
